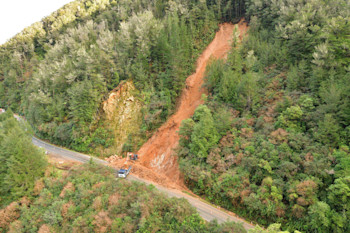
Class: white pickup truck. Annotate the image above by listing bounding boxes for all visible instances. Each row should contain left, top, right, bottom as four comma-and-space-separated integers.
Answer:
118, 166, 132, 178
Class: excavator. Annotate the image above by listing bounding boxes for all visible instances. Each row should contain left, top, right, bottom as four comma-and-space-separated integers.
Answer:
127, 152, 138, 161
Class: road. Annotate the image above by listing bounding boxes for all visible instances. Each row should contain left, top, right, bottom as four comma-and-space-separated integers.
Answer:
32, 136, 255, 230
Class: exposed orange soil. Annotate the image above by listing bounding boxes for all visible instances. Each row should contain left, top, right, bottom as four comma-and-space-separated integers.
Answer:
107, 155, 180, 189
130, 20, 249, 188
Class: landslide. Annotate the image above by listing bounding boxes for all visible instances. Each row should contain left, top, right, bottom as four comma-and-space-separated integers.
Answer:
132, 20, 248, 187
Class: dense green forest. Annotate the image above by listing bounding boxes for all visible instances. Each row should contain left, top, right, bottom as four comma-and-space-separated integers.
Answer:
1, 0, 350, 232
0, 110, 47, 206
178, 0, 350, 232
0, 0, 244, 154
0, 162, 248, 232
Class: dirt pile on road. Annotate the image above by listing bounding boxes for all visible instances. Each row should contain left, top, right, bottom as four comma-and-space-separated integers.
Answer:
106, 155, 180, 189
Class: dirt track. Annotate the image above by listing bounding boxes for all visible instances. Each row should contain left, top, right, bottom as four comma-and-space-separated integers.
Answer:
136, 20, 248, 188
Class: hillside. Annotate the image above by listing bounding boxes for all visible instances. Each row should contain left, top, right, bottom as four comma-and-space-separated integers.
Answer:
0, 0, 244, 156
130, 21, 247, 187
0, 161, 249, 232
177, 1, 350, 232
0, 0, 350, 232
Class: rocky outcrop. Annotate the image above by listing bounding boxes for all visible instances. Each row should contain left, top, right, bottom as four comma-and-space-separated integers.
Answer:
101, 81, 142, 155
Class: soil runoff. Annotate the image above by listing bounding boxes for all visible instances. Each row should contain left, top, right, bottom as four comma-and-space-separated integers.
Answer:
135, 21, 248, 187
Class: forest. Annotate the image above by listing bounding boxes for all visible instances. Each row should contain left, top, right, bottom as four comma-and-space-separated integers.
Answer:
0, 161, 249, 232
0, 0, 349, 232
0, 110, 47, 207
0, 0, 244, 155
178, 0, 350, 232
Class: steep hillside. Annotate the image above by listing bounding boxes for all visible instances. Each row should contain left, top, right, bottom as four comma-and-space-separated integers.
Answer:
177, 0, 350, 232
0, 0, 245, 156
1, 0, 349, 232
99, 80, 143, 155
135, 21, 248, 186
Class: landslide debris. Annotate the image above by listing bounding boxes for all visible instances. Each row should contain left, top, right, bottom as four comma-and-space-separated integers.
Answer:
133, 20, 248, 187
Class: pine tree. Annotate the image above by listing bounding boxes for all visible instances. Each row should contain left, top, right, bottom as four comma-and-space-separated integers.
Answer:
0, 114, 47, 204
190, 105, 219, 160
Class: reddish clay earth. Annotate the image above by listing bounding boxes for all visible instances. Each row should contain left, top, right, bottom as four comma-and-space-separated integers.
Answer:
108, 20, 248, 189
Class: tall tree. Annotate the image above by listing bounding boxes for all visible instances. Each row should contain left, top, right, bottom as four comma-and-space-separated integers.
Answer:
0, 112, 47, 204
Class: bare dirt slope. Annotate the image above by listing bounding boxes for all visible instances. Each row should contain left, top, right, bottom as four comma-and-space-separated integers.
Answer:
136, 20, 248, 187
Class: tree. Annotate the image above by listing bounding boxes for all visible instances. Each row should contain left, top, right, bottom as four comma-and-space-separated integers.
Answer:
328, 177, 350, 212
333, 149, 350, 178
276, 105, 304, 132
68, 80, 100, 124
315, 114, 342, 147
248, 223, 291, 233
179, 118, 195, 147
308, 202, 331, 232
327, 177, 350, 233
0, 114, 47, 204
189, 105, 219, 160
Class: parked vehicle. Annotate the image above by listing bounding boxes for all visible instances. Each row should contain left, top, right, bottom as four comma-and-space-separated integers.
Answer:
118, 166, 132, 178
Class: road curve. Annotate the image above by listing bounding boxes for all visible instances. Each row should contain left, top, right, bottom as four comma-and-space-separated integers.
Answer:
32, 136, 255, 230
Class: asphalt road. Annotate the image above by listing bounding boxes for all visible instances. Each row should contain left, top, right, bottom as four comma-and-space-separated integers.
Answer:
32, 136, 255, 230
